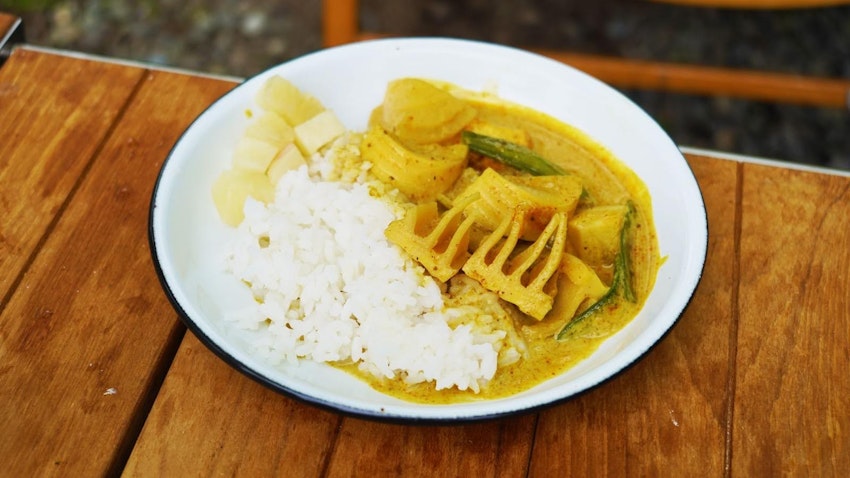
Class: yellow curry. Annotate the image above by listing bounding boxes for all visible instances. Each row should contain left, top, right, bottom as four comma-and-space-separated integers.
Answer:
337, 78, 660, 403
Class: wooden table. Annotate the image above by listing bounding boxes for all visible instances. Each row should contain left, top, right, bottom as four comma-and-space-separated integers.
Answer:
2, 21, 849, 476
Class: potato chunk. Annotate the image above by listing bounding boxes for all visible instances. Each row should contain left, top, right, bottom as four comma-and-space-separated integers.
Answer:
567, 204, 629, 270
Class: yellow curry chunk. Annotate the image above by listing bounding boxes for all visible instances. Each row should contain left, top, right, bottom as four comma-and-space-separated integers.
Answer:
462, 208, 568, 320
567, 204, 629, 275
378, 78, 477, 144
550, 253, 609, 320
384, 194, 480, 282
361, 126, 468, 201
455, 168, 583, 240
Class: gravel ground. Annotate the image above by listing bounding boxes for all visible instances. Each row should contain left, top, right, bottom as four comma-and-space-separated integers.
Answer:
10, 0, 850, 170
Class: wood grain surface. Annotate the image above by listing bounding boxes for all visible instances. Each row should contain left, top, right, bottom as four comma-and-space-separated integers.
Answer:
0, 49, 148, 476
123, 334, 343, 477
0, 50, 235, 476
1, 46, 848, 477
733, 163, 850, 475
0, 49, 141, 299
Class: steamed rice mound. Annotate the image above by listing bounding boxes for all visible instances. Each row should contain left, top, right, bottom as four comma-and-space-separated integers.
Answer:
224, 148, 510, 392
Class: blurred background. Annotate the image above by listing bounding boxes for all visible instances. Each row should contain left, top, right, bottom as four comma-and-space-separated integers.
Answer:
4, 0, 849, 171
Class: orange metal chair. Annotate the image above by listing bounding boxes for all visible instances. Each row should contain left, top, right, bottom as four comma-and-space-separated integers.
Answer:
321, 0, 850, 109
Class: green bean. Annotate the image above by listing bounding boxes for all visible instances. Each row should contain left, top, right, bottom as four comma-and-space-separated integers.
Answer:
461, 131, 566, 176
556, 202, 635, 341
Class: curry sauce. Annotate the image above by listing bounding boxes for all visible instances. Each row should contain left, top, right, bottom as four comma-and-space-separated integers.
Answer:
341, 84, 660, 404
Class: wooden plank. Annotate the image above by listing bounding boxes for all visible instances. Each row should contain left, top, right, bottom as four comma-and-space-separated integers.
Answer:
650, 0, 850, 8
317, 2, 850, 107
528, 155, 739, 475
534, 51, 850, 109
326, 414, 536, 477
0, 62, 235, 476
123, 334, 342, 477
333, 37, 850, 108
733, 163, 850, 475
0, 48, 142, 299
127, 332, 531, 476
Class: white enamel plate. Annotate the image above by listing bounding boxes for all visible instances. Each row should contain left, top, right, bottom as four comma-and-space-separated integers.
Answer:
150, 38, 708, 422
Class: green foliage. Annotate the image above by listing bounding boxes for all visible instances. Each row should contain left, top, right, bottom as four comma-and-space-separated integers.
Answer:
0, 0, 64, 12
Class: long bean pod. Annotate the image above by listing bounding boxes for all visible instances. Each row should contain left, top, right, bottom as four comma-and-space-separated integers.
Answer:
461, 130, 566, 176
556, 201, 635, 341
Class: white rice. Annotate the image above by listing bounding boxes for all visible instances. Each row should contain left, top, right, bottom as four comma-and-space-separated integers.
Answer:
223, 150, 503, 392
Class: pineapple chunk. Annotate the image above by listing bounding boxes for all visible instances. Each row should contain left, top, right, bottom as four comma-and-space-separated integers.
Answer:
294, 110, 346, 155
255, 75, 325, 125
244, 112, 295, 146
211, 169, 274, 227
232, 136, 280, 173
267, 144, 306, 184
